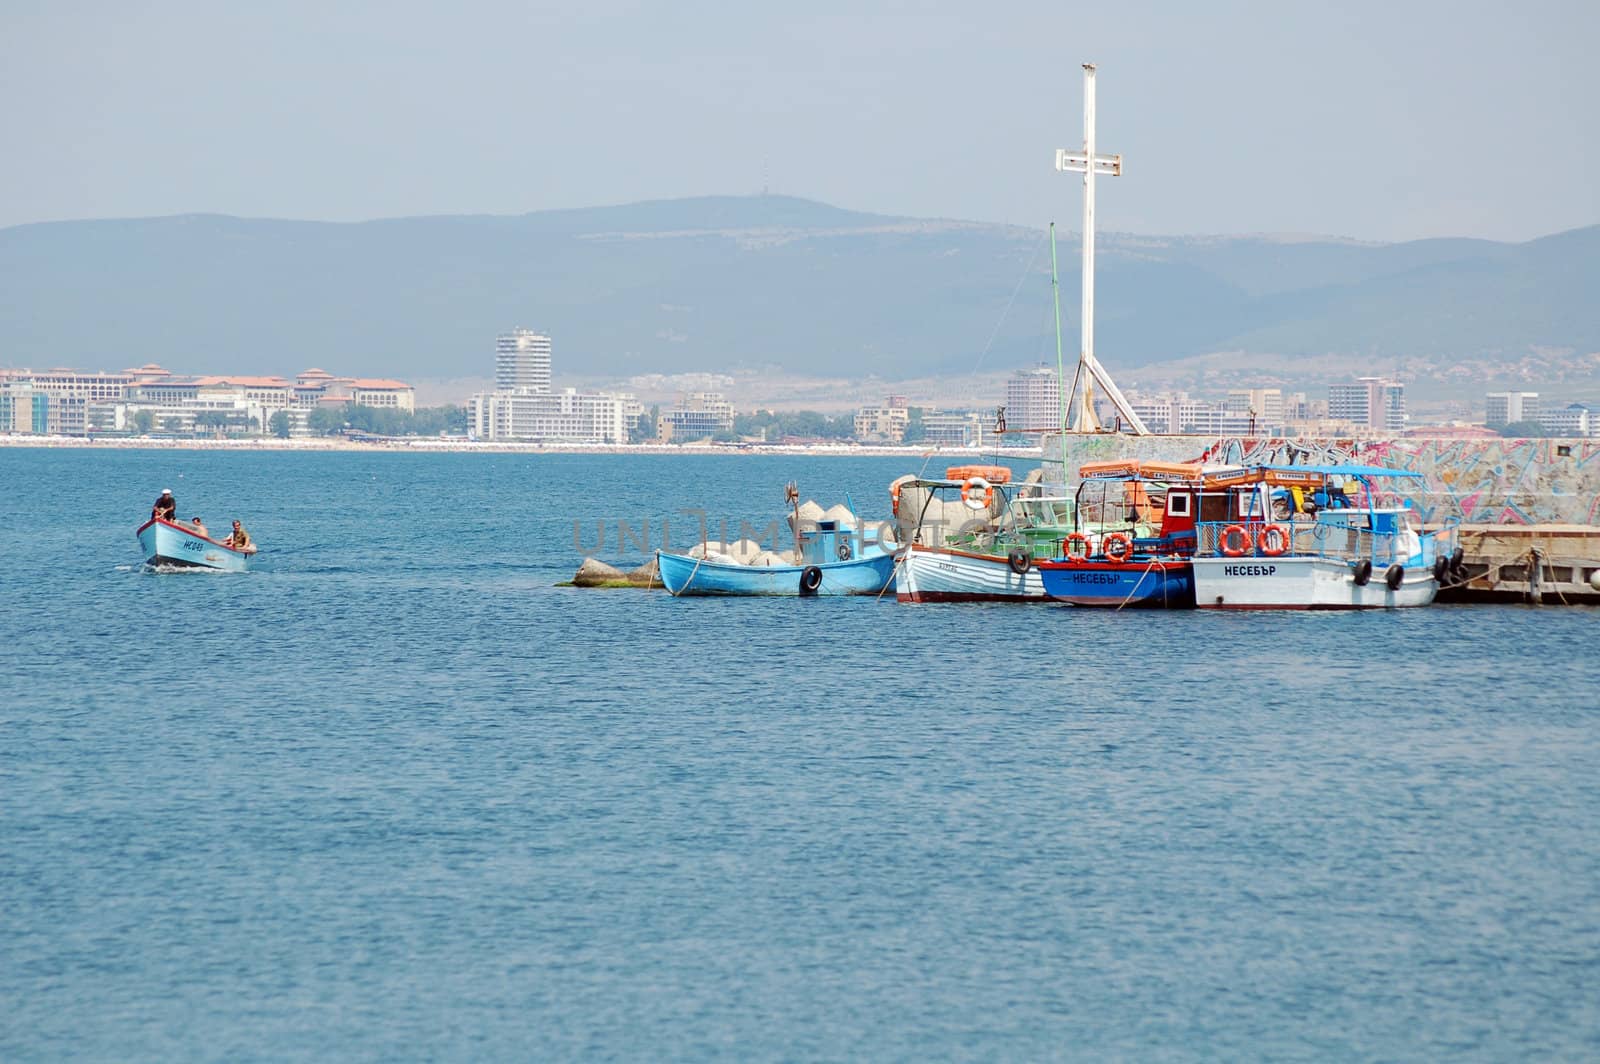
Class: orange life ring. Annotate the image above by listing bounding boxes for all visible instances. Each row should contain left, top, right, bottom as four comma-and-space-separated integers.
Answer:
961, 476, 994, 511
1257, 523, 1289, 556
1220, 524, 1252, 557
890, 482, 901, 517
1102, 532, 1133, 563
1063, 533, 1091, 562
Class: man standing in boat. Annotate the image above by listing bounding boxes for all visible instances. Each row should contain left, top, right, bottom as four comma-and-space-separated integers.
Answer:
152, 488, 177, 521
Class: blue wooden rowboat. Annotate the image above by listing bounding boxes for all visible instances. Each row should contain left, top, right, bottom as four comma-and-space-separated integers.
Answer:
136, 517, 255, 572
656, 520, 898, 597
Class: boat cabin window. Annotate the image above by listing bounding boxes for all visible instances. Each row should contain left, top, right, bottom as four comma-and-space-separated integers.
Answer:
1235, 487, 1266, 519
1165, 491, 1191, 517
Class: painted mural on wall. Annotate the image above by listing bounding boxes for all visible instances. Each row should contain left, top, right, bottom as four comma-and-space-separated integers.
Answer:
1050, 434, 1600, 526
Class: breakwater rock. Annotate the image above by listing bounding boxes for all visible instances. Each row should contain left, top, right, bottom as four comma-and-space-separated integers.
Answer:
567, 558, 660, 589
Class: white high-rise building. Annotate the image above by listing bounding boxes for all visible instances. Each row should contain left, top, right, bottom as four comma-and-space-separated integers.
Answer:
1329, 377, 1405, 431
1485, 391, 1539, 429
1225, 388, 1285, 430
471, 389, 634, 443
1004, 366, 1061, 433
496, 329, 552, 394
1538, 404, 1592, 437
472, 329, 637, 442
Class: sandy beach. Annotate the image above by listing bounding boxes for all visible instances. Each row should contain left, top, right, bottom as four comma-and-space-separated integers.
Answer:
0, 433, 1045, 459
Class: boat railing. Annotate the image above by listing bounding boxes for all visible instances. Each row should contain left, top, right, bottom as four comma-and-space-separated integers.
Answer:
1005, 493, 1075, 526
1195, 519, 1439, 566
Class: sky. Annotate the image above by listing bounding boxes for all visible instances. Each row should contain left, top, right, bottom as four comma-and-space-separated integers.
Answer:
2, 1, 1597, 243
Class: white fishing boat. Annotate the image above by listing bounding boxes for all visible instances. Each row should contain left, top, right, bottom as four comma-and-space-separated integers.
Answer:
1189, 464, 1458, 610
893, 467, 1071, 603
897, 543, 1048, 603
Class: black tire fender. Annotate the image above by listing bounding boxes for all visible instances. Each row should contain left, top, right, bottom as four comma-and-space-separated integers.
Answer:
1352, 559, 1373, 586
800, 566, 823, 594
1007, 549, 1032, 575
1385, 563, 1405, 590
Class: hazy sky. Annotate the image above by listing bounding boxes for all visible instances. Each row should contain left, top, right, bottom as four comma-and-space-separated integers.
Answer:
3, 1, 1596, 242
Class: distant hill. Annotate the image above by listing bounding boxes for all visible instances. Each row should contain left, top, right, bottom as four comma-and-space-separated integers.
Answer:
0, 195, 1595, 383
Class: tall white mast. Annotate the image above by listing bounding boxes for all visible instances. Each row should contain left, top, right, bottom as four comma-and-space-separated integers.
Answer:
1055, 63, 1149, 435
1079, 62, 1099, 433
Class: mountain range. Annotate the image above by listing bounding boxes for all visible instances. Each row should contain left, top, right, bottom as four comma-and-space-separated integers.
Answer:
1, 195, 1595, 387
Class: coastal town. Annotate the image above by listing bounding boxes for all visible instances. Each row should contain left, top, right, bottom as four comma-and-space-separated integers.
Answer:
3, 326, 1597, 446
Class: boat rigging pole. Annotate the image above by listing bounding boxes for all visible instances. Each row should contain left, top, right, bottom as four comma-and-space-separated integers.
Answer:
1055, 63, 1149, 435
1050, 222, 1066, 433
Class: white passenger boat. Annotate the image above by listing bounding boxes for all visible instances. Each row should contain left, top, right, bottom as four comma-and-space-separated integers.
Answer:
1188, 464, 1457, 610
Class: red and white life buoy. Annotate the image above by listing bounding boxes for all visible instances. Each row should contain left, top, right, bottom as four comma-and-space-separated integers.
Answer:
1220, 524, 1252, 557
961, 476, 994, 511
1258, 524, 1289, 556
1102, 532, 1133, 563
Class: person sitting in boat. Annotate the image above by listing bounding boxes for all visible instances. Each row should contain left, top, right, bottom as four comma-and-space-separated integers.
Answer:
189, 516, 210, 539
224, 519, 252, 551
152, 488, 177, 521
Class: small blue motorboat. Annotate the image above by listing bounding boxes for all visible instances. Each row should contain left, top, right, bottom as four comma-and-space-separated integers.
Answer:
657, 519, 898, 597
137, 517, 255, 572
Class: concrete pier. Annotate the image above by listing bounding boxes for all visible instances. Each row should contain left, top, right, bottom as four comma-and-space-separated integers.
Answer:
1442, 525, 1600, 604
1049, 432, 1600, 605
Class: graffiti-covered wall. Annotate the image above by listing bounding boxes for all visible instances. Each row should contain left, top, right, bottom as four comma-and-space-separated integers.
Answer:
1049, 434, 1600, 526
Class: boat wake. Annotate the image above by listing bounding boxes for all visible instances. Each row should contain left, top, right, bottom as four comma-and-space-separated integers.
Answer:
141, 562, 237, 575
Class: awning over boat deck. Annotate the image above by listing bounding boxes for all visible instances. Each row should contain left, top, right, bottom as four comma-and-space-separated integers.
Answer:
1246, 463, 1424, 479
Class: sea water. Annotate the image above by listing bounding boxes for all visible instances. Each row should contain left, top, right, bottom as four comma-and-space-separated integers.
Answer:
1, 447, 1597, 1061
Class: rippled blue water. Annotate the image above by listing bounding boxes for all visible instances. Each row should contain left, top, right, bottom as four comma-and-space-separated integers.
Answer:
3, 447, 1598, 1061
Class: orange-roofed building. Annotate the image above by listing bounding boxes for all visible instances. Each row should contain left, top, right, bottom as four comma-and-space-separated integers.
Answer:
348, 378, 416, 412
125, 363, 173, 384
192, 376, 295, 411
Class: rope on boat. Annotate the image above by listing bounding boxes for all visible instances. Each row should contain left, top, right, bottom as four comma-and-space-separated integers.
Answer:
1115, 559, 1162, 612
670, 553, 706, 598
1438, 543, 1561, 598
876, 551, 909, 602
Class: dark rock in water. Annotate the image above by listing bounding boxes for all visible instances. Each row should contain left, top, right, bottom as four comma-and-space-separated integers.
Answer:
572, 558, 626, 587
626, 559, 660, 587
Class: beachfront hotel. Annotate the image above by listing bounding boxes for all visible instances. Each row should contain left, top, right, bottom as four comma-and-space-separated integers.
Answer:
0, 364, 415, 436
854, 396, 910, 443
1004, 365, 1062, 433
495, 329, 553, 394
470, 332, 642, 444
657, 393, 735, 442
1328, 377, 1407, 432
